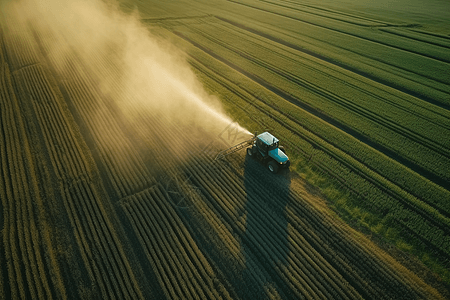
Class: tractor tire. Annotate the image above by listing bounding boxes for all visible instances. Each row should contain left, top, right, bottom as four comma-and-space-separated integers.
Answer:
279, 146, 286, 154
268, 161, 279, 174
247, 147, 254, 157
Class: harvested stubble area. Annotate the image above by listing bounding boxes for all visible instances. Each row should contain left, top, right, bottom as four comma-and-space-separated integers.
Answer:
1, 0, 449, 299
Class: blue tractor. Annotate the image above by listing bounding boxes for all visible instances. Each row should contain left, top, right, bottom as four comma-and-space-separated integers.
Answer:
246, 132, 290, 174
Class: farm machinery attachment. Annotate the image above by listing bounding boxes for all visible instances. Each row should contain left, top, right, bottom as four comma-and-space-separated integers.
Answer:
214, 136, 256, 161
215, 132, 290, 174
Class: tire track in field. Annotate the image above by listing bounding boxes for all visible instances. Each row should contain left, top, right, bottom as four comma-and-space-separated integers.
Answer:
410, 29, 450, 41
277, 0, 393, 26
259, 0, 387, 27
141, 14, 211, 23
214, 16, 450, 111
225, 0, 450, 66
379, 28, 450, 50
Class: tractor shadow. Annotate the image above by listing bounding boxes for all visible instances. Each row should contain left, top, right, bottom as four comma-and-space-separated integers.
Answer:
242, 155, 292, 297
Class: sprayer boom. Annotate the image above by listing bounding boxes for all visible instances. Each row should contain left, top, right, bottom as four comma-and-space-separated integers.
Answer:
214, 137, 256, 161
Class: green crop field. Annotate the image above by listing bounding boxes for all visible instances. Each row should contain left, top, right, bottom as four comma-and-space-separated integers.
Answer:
1, 0, 449, 299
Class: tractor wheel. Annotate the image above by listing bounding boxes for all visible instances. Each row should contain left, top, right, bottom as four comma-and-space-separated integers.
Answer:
247, 147, 253, 157
268, 161, 279, 174
279, 146, 286, 154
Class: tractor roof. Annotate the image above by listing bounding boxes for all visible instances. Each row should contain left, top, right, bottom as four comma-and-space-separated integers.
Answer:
257, 132, 279, 146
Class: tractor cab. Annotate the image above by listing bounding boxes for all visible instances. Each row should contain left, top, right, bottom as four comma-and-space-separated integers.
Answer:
248, 132, 290, 173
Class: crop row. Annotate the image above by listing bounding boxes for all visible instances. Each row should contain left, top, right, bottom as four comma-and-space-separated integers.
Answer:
186, 162, 356, 299
262, 0, 387, 27
0, 13, 40, 72
121, 185, 233, 300
198, 19, 450, 146
168, 24, 450, 212
262, 0, 450, 67
130, 97, 435, 298
191, 53, 450, 220
191, 151, 431, 299
268, 0, 388, 27
0, 28, 6, 299
215, 58, 450, 255
169, 36, 450, 261
175, 22, 450, 184
0, 44, 65, 299
179, 27, 448, 203
62, 179, 144, 299
31, 23, 156, 199
228, 0, 450, 71
211, 14, 450, 108
232, 150, 436, 298
379, 28, 450, 49
119, 89, 309, 298
125, 118, 284, 299
186, 19, 450, 140
15, 65, 91, 181
108, 89, 439, 298
2, 3, 444, 298
2, 13, 148, 298
135, 117, 330, 299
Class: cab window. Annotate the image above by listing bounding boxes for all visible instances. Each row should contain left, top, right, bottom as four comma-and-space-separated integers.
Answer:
268, 141, 278, 151
257, 139, 268, 152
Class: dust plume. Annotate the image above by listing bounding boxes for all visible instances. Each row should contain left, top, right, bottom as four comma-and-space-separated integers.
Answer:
5, 0, 250, 160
